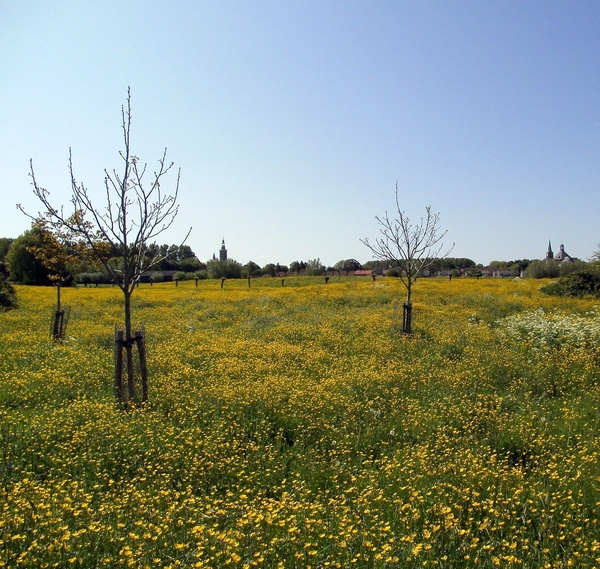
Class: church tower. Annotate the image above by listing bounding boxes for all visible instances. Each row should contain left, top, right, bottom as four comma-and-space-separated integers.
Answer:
219, 239, 227, 261
546, 240, 554, 260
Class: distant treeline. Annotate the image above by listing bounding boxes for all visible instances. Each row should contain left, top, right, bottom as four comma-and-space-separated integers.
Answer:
0, 229, 596, 286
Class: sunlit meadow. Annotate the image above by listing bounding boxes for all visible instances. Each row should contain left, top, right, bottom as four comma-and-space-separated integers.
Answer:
1, 276, 600, 568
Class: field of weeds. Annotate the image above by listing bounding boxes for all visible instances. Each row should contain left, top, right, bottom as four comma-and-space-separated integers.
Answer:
1, 276, 600, 568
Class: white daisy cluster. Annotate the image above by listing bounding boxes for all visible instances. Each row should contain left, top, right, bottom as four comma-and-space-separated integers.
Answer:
496, 307, 600, 352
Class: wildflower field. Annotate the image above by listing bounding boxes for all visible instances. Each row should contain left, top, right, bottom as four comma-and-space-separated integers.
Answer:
1, 277, 600, 568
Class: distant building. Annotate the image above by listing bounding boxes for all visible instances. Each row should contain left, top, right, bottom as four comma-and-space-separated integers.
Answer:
219, 239, 227, 261
546, 241, 577, 263
213, 239, 228, 261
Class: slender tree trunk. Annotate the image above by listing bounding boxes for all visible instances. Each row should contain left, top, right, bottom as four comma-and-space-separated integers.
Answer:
115, 329, 124, 402
403, 301, 413, 334
52, 283, 64, 340
403, 274, 413, 334
137, 330, 148, 402
124, 288, 135, 401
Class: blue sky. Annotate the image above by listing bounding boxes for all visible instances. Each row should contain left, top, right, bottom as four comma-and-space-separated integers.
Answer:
1, 1, 599, 267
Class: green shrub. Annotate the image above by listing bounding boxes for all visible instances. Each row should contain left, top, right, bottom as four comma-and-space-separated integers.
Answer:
150, 271, 164, 283
77, 272, 109, 286
542, 268, 600, 297
0, 265, 16, 310
525, 259, 560, 278
77, 272, 93, 286
559, 260, 588, 275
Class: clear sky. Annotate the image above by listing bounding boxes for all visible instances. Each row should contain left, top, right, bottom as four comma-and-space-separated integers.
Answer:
1, 1, 599, 267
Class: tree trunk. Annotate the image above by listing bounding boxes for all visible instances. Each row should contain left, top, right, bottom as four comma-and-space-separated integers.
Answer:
403, 278, 413, 334
403, 302, 413, 334
51, 283, 64, 340
124, 288, 135, 401
115, 329, 124, 402
136, 329, 148, 402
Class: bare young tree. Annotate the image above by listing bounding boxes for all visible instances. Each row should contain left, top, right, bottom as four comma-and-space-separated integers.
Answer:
361, 183, 453, 333
24, 88, 190, 401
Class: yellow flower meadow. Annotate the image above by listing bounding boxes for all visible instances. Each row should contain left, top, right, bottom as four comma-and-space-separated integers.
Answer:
1, 276, 599, 567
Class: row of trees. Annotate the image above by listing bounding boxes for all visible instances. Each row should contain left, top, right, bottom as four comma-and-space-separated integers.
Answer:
524, 259, 589, 279
1, 224, 202, 286
11, 225, 592, 286
5, 222, 597, 287
1, 232, 344, 284
173, 256, 487, 280
2, 231, 485, 287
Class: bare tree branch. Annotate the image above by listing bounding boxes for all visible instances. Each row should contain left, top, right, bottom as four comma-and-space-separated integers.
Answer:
361, 182, 454, 315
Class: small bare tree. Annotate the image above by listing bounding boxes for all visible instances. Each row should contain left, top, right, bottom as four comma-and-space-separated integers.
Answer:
361, 183, 453, 333
24, 88, 190, 401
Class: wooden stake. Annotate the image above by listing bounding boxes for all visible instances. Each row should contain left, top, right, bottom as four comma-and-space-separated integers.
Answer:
136, 330, 148, 402
115, 329, 124, 402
